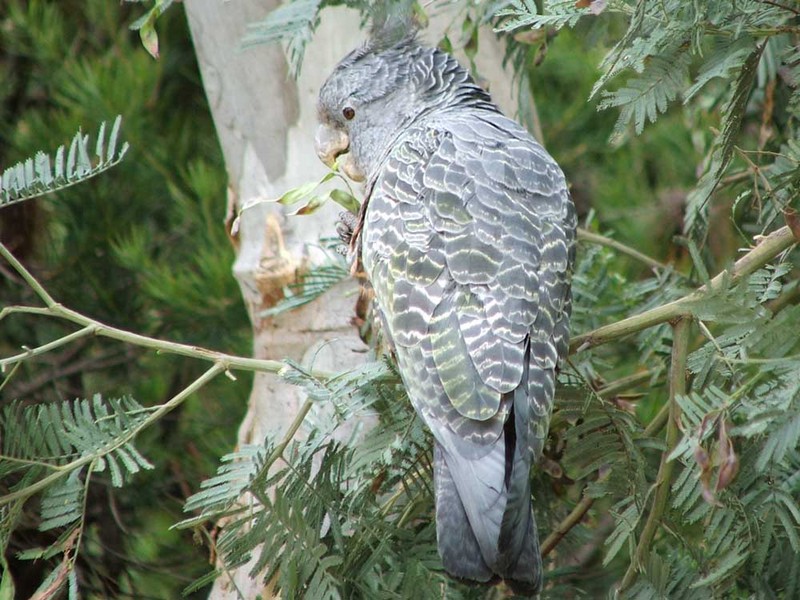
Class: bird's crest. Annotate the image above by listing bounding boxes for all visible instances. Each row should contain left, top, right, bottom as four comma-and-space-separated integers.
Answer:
332, 1, 419, 83
368, 0, 420, 51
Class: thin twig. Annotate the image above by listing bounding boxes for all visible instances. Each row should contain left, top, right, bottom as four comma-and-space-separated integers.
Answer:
757, 0, 800, 16
571, 225, 798, 353
578, 228, 669, 271
642, 400, 670, 438
0, 361, 22, 394
262, 398, 314, 472
0, 305, 53, 320
618, 317, 691, 592
1, 244, 58, 307
539, 370, 665, 557
541, 493, 594, 557
596, 370, 657, 399
0, 325, 96, 371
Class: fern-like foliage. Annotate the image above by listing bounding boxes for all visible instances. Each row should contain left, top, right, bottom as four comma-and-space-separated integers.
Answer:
0, 115, 129, 208
260, 259, 350, 317
242, 0, 324, 77
177, 358, 476, 598
638, 274, 800, 595
496, 0, 798, 237
684, 42, 766, 233
495, 0, 587, 32
242, 0, 378, 77
598, 52, 692, 139
0, 395, 153, 547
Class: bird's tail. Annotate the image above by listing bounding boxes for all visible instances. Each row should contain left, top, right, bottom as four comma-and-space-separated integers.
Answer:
433, 439, 542, 595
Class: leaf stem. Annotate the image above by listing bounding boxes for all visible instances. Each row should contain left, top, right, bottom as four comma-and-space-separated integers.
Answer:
618, 317, 691, 592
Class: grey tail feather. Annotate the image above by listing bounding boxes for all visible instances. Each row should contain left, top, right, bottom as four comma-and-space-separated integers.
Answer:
497, 376, 543, 593
433, 440, 542, 595
506, 513, 542, 596
433, 443, 494, 583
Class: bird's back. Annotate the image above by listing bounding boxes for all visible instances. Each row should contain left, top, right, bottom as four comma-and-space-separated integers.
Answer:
360, 104, 575, 593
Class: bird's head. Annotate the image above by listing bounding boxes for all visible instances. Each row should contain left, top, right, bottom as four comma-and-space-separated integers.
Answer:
315, 35, 418, 182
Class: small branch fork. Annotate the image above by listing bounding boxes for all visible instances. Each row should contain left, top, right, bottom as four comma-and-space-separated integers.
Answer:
0, 241, 328, 508
0, 243, 330, 379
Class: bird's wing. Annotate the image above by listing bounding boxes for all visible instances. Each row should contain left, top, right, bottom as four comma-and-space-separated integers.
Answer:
364, 111, 575, 455
361, 110, 575, 583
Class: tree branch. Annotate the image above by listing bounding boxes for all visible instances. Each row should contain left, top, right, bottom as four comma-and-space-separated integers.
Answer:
571, 226, 797, 353
578, 228, 669, 271
0, 243, 333, 380
618, 317, 691, 592
541, 493, 594, 557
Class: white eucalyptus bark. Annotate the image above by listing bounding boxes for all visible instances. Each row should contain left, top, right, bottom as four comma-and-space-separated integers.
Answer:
183, 3, 516, 597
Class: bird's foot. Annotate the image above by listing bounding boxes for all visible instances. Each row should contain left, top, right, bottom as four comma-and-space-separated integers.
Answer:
335, 211, 358, 256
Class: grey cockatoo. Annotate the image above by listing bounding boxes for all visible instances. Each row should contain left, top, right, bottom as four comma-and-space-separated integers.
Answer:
314, 15, 576, 595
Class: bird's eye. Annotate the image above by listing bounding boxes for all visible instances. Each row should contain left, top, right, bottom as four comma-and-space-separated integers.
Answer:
342, 106, 356, 120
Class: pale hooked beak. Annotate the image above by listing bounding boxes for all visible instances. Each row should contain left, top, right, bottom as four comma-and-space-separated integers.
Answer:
314, 124, 349, 168
314, 124, 366, 182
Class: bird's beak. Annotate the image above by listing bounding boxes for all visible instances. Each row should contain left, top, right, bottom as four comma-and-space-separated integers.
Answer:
314, 124, 366, 182
314, 124, 349, 169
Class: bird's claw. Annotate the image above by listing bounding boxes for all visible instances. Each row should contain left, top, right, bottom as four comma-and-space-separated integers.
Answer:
335, 211, 358, 256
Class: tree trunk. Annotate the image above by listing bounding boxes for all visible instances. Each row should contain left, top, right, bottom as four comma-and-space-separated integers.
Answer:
183, 3, 517, 597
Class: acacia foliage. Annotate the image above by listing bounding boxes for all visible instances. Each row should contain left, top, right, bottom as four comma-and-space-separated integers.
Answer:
0, 0, 799, 599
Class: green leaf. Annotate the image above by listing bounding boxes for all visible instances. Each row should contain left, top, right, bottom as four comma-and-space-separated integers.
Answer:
329, 189, 360, 213
0, 562, 14, 600
683, 38, 755, 103
599, 51, 692, 139
690, 544, 748, 588
242, 0, 323, 77
129, 0, 175, 59
0, 116, 129, 208
39, 471, 84, 532
139, 22, 159, 59
278, 181, 319, 206
290, 194, 327, 215
684, 42, 765, 233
